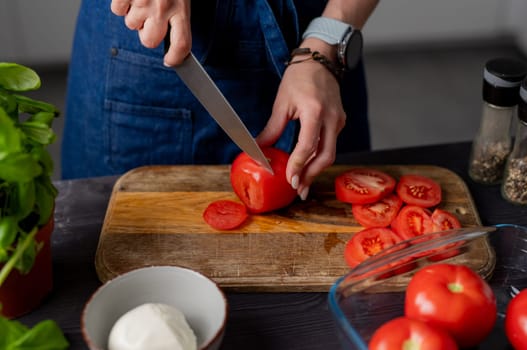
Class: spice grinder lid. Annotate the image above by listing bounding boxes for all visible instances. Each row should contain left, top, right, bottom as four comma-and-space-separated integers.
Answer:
483, 57, 527, 107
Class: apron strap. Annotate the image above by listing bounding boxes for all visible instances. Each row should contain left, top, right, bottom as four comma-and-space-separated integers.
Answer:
256, 0, 299, 78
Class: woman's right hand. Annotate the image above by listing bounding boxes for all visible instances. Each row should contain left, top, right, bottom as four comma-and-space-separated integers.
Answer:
110, 0, 192, 66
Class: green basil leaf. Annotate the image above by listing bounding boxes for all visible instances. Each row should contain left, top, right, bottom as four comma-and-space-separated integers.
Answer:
0, 316, 28, 347
11, 320, 69, 350
35, 178, 56, 225
27, 111, 55, 127
0, 93, 18, 116
15, 95, 59, 115
0, 216, 17, 249
15, 181, 36, 221
0, 248, 8, 263
31, 147, 54, 176
0, 181, 9, 211
0, 153, 42, 182
19, 121, 56, 146
0, 108, 22, 156
0, 63, 40, 92
0, 317, 69, 350
13, 234, 36, 274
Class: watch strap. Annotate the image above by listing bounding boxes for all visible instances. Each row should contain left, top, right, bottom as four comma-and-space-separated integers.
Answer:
302, 17, 351, 45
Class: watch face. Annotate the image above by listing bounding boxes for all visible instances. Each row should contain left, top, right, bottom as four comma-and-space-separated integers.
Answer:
340, 30, 363, 70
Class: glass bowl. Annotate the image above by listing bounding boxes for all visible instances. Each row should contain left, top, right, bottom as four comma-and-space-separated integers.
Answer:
328, 224, 527, 350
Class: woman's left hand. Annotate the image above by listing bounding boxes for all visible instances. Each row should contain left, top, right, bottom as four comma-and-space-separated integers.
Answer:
256, 44, 346, 200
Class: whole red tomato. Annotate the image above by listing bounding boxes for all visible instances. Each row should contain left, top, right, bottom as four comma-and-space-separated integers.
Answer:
405, 263, 497, 348
505, 288, 527, 350
369, 316, 458, 350
230, 147, 297, 214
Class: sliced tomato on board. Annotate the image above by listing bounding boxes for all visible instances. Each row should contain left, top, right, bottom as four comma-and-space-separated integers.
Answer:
344, 227, 407, 267
431, 208, 461, 231
425, 208, 464, 261
344, 227, 416, 279
203, 200, 248, 230
335, 168, 396, 204
410, 231, 464, 262
396, 174, 442, 208
391, 205, 434, 240
352, 193, 403, 228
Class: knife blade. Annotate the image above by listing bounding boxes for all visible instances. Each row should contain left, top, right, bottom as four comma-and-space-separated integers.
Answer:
169, 52, 274, 174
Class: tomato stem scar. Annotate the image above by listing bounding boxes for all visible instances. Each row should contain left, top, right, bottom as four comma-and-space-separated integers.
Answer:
447, 282, 464, 293
403, 339, 419, 350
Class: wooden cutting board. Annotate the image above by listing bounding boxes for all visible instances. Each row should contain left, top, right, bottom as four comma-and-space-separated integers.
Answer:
95, 165, 495, 292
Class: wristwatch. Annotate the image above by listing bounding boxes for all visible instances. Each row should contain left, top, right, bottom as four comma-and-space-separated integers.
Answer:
302, 17, 363, 71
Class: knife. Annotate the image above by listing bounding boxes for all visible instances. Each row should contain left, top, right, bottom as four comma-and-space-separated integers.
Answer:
166, 49, 274, 174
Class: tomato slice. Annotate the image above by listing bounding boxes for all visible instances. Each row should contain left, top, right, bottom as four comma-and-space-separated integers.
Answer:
203, 200, 248, 230
335, 168, 396, 204
422, 208, 463, 261
391, 205, 434, 240
344, 227, 403, 268
396, 174, 442, 208
351, 193, 403, 228
369, 317, 458, 350
431, 208, 461, 231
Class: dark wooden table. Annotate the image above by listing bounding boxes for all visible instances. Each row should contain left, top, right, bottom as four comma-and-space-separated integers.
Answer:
19, 142, 527, 349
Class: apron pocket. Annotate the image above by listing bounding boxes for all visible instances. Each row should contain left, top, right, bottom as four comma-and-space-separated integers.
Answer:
103, 47, 194, 172
103, 99, 193, 171
105, 47, 192, 109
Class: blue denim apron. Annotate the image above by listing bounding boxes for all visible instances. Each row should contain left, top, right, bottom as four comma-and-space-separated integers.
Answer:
61, 0, 369, 179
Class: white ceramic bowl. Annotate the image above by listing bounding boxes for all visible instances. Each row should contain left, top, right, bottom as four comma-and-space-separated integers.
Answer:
82, 266, 227, 350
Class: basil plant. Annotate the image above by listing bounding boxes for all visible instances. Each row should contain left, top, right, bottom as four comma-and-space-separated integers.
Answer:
0, 62, 59, 287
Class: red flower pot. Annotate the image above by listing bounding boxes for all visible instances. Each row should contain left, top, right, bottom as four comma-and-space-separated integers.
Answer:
0, 217, 54, 318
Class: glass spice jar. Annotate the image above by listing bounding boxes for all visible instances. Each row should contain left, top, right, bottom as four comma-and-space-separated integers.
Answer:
501, 78, 527, 205
468, 58, 527, 185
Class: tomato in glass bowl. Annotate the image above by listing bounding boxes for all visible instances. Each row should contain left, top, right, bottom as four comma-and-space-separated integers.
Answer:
328, 224, 527, 350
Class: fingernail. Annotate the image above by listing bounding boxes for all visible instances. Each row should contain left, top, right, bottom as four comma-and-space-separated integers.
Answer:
291, 175, 299, 189
299, 187, 309, 201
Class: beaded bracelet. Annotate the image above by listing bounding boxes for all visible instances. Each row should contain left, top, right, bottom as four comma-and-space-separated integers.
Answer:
285, 47, 343, 81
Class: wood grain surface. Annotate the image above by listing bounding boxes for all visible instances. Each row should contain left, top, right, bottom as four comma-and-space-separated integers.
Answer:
95, 164, 494, 292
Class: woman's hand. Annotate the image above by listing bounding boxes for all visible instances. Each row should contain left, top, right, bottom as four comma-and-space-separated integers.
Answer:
256, 41, 346, 200
110, 0, 191, 66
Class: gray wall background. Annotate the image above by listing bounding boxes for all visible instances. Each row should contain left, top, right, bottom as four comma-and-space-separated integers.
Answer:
2, 0, 527, 65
